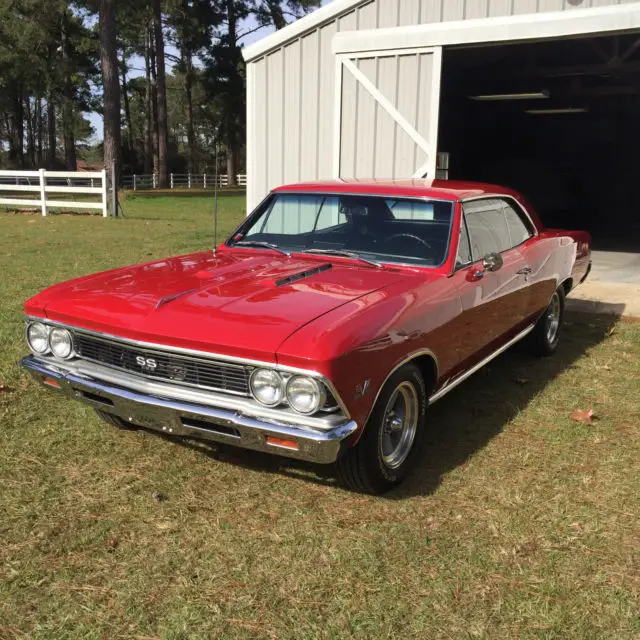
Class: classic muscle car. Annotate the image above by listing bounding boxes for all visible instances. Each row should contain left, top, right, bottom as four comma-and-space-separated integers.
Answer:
22, 180, 591, 493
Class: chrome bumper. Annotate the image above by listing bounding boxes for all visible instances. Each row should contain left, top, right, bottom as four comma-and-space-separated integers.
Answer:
20, 355, 358, 464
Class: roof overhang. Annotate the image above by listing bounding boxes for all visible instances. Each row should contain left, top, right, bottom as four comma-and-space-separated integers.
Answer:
332, 2, 640, 55
242, 0, 367, 62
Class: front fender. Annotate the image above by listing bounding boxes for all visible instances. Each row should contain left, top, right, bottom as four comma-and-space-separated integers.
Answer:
276, 274, 458, 433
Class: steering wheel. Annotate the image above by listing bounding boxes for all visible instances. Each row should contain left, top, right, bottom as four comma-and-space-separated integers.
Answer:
383, 233, 433, 251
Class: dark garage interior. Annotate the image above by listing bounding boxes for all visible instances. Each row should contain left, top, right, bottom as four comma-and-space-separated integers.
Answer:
438, 33, 640, 252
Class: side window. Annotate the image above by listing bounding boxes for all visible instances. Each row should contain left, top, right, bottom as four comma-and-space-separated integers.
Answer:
463, 199, 511, 259
502, 200, 534, 247
456, 216, 473, 267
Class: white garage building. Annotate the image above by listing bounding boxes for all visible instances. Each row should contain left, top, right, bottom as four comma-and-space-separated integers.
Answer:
242, 1, 640, 247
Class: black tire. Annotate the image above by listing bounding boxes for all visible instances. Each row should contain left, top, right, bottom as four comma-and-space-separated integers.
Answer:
94, 409, 139, 430
336, 364, 427, 494
523, 286, 565, 357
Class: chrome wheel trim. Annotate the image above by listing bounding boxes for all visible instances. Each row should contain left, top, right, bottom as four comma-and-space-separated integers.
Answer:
546, 292, 561, 344
379, 381, 419, 470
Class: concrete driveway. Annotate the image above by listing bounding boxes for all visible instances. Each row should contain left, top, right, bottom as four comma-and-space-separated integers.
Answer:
567, 251, 640, 318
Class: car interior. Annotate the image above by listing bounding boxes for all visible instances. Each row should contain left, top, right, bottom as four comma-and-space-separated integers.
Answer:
240, 194, 455, 266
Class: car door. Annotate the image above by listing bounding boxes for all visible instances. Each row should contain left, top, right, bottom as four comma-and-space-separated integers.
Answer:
502, 198, 556, 321
450, 198, 532, 368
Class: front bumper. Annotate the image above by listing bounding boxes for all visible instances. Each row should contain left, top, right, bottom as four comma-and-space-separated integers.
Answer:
20, 355, 358, 464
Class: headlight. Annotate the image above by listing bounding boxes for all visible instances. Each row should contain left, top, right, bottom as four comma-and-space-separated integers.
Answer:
27, 322, 50, 354
49, 328, 74, 359
250, 369, 284, 406
286, 376, 326, 415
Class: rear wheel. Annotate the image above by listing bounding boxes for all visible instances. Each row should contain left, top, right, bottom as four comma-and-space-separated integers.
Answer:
523, 287, 565, 357
336, 364, 427, 494
94, 409, 138, 430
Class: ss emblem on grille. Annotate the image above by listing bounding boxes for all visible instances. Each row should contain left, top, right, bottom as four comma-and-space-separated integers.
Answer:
136, 356, 158, 370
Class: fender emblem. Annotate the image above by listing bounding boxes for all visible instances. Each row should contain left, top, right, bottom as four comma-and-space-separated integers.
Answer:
355, 379, 371, 399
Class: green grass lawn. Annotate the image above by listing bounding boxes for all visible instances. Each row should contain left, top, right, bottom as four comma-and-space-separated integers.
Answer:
1, 199, 639, 639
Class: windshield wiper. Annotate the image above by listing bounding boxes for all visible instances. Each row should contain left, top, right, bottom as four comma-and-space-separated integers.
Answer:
302, 248, 382, 268
231, 240, 290, 256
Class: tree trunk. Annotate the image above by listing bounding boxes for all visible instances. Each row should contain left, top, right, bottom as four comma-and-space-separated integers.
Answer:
184, 51, 196, 174
62, 99, 77, 170
99, 0, 121, 173
8, 88, 24, 169
120, 52, 133, 155
144, 37, 153, 174
226, 0, 238, 187
47, 97, 56, 169
149, 27, 159, 176
25, 97, 36, 167
266, 0, 286, 29
36, 98, 44, 167
153, 0, 169, 188
61, 11, 77, 171
226, 146, 237, 188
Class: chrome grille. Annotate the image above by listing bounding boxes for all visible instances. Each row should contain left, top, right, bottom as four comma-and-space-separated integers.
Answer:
73, 333, 252, 396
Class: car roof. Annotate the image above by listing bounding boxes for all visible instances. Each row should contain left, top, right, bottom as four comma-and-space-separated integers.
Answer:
271, 179, 521, 201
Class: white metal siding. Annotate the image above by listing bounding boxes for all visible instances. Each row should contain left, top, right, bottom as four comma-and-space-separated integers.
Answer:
338, 51, 440, 180
246, 0, 627, 209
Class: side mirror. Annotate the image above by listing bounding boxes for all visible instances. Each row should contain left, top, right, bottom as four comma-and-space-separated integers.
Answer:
482, 252, 503, 272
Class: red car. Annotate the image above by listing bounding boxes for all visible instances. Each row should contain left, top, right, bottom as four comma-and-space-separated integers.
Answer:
22, 180, 591, 493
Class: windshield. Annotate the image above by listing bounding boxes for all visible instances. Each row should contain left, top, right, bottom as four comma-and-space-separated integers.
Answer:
228, 193, 455, 267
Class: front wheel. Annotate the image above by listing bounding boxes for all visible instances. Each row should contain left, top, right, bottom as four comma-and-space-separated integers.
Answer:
336, 364, 427, 494
523, 287, 565, 357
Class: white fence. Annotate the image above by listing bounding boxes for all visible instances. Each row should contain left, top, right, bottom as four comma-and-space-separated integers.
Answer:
0, 169, 109, 217
121, 173, 247, 191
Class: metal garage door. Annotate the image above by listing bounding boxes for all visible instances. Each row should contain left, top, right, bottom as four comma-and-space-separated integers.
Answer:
333, 47, 442, 181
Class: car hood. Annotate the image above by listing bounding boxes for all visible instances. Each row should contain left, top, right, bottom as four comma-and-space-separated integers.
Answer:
30, 250, 404, 361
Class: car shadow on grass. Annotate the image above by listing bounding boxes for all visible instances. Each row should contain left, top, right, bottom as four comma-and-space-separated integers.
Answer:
157, 310, 620, 496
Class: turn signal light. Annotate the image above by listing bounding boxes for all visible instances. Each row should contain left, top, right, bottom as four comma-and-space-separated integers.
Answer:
265, 436, 299, 450
43, 377, 61, 389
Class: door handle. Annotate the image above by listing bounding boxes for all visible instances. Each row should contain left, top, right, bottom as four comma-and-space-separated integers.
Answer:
517, 266, 533, 275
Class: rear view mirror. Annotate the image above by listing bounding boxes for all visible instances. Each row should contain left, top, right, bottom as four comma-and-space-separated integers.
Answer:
483, 252, 503, 272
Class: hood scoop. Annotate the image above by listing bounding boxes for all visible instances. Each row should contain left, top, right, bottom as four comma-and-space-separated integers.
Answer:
275, 263, 332, 287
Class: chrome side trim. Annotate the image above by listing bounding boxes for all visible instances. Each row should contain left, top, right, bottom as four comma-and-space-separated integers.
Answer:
21, 356, 357, 465
429, 324, 535, 404
25, 316, 351, 419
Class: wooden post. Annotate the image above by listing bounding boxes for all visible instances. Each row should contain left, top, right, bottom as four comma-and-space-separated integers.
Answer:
203, 174, 207, 189
101, 169, 108, 217
170, 173, 174, 189
111, 161, 118, 218
133, 174, 137, 191
188, 172, 191, 189
39, 168, 47, 217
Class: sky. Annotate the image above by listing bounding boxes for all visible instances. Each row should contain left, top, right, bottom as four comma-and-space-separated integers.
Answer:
89, 3, 330, 143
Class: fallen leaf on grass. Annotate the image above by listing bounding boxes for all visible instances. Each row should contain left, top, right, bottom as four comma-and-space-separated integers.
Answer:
104, 537, 118, 551
607, 326, 616, 336
0, 384, 11, 393
572, 409, 595, 424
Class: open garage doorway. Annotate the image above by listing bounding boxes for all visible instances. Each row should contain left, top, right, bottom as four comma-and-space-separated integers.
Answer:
438, 33, 640, 282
